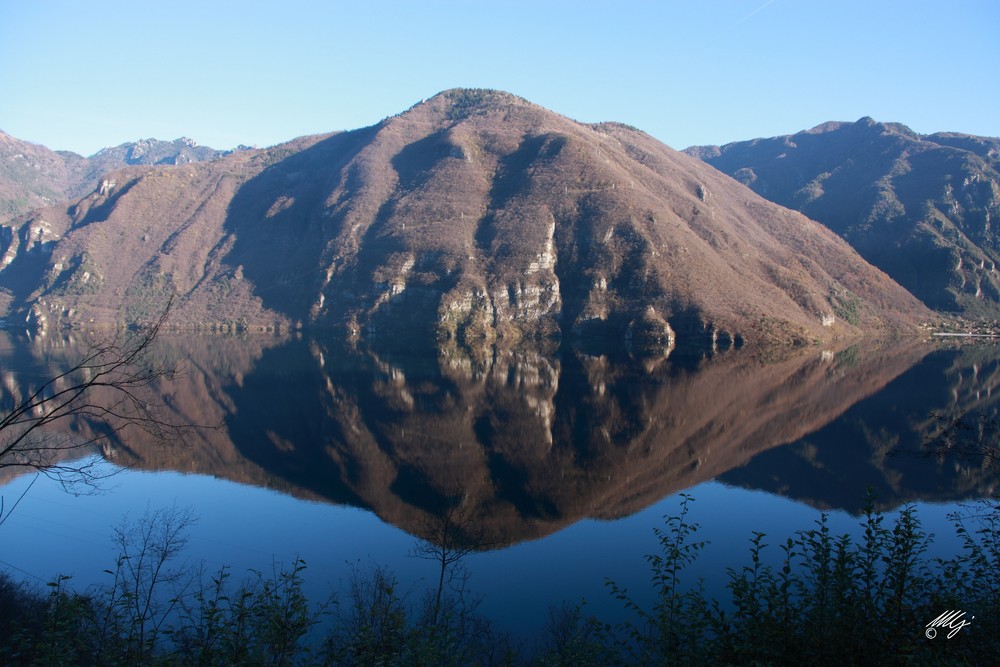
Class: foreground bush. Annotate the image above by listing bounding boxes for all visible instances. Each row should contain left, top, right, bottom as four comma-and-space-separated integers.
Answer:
544, 494, 1000, 666
0, 506, 515, 667
2, 496, 998, 665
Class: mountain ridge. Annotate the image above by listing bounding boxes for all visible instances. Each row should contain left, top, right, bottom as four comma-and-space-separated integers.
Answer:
0, 130, 238, 223
1, 90, 930, 355
686, 118, 1000, 316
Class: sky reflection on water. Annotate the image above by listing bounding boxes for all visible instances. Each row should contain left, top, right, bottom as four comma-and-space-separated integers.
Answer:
1, 334, 999, 640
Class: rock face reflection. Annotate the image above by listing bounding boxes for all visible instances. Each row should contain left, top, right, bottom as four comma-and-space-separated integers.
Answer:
199, 340, 928, 545
3, 332, 999, 545
721, 345, 1000, 511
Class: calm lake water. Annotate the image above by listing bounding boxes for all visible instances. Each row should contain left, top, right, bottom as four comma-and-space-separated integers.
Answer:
1, 331, 998, 642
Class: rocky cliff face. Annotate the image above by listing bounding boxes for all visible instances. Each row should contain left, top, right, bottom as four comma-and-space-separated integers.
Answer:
87, 137, 233, 172
1, 91, 929, 353
687, 119, 1000, 317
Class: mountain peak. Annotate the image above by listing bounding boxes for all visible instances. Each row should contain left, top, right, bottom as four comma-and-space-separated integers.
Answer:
395, 88, 547, 126
430, 88, 532, 109
0, 92, 929, 349
0, 132, 233, 224
689, 119, 1000, 316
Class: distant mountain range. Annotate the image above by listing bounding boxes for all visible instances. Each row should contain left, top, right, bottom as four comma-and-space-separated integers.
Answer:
686, 118, 1000, 317
0, 91, 934, 354
0, 131, 238, 223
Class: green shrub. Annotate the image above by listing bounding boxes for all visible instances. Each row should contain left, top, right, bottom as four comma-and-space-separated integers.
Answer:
2, 496, 999, 664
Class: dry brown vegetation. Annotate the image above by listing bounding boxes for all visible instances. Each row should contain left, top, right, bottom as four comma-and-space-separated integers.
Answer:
1, 91, 930, 352
0, 132, 232, 224
688, 118, 1000, 318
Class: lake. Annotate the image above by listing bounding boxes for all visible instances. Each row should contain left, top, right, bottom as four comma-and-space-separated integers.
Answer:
1, 330, 998, 645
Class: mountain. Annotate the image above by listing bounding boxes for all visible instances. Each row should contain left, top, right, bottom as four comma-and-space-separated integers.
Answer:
0, 130, 233, 223
686, 119, 1000, 317
0, 90, 930, 353
86, 137, 233, 174
0, 130, 88, 221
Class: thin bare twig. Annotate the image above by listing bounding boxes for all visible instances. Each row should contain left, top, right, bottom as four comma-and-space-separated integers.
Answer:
0, 297, 197, 489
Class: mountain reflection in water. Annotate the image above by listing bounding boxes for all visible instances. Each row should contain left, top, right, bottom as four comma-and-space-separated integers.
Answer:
3, 331, 998, 548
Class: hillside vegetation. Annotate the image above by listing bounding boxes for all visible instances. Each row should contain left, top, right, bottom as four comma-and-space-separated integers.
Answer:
1, 91, 930, 354
0, 131, 233, 224
688, 118, 1000, 317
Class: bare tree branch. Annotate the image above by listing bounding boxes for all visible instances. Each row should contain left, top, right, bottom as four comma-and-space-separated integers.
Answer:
0, 297, 198, 490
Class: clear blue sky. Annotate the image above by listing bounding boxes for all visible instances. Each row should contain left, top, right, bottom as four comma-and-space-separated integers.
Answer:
1, 0, 997, 156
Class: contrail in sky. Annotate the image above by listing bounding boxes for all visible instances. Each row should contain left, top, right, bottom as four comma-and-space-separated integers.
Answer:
732, 0, 778, 28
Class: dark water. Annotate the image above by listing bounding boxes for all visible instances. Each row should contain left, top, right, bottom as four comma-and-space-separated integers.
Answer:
1, 331, 998, 640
